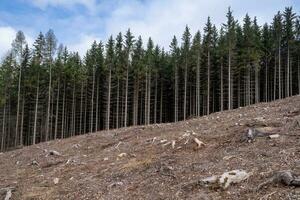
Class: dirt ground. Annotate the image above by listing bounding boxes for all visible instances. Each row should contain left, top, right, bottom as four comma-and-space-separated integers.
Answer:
1, 96, 300, 200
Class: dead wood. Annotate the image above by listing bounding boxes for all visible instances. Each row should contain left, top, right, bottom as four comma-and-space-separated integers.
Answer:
257, 170, 300, 190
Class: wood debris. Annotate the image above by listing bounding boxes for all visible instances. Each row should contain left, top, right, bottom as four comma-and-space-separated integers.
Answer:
201, 169, 250, 189
193, 138, 205, 148
257, 170, 300, 190
0, 187, 14, 200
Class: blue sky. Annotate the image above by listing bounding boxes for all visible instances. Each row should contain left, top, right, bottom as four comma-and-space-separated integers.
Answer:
0, 0, 299, 57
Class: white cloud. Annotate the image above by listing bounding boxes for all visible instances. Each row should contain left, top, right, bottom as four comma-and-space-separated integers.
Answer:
0, 26, 34, 59
105, 0, 293, 49
28, 0, 97, 11
0, 26, 16, 58
67, 34, 101, 57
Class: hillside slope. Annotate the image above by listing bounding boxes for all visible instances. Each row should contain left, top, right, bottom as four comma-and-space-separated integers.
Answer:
1, 96, 300, 200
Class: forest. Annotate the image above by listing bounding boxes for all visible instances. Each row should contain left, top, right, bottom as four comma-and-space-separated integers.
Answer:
0, 7, 300, 152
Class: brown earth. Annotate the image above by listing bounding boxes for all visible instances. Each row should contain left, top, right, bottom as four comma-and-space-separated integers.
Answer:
1, 96, 300, 200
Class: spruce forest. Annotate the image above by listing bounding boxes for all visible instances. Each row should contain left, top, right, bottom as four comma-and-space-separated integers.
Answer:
1, 7, 300, 152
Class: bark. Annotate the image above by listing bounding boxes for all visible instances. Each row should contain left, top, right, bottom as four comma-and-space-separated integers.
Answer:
160, 81, 163, 123
95, 78, 99, 131
255, 66, 259, 103
221, 62, 224, 111
228, 50, 232, 110
61, 82, 66, 139
1, 99, 6, 151
207, 51, 210, 115
116, 78, 120, 129
287, 46, 290, 97
33, 74, 39, 145
15, 65, 22, 147
196, 51, 200, 116
265, 61, 268, 102
20, 96, 24, 146
298, 58, 300, 95
90, 66, 95, 133
124, 66, 129, 127
79, 81, 84, 134
46, 63, 52, 142
106, 66, 111, 130
54, 79, 60, 140
174, 62, 178, 122
154, 73, 158, 123
278, 43, 282, 99
184, 55, 187, 120
147, 70, 151, 124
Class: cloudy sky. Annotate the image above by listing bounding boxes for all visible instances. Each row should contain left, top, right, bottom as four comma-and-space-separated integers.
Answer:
0, 0, 299, 58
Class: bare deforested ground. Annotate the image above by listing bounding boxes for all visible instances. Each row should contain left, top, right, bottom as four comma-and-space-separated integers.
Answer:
1, 96, 300, 200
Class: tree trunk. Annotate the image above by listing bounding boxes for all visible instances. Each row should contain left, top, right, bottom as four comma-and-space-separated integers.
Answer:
196, 52, 200, 116
144, 72, 148, 125
20, 96, 24, 146
15, 63, 22, 147
71, 82, 76, 136
207, 51, 210, 115
278, 43, 282, 99
221, 62, 224, 111
90, 66, 95, 133
1, 96, 6, 151
255, 66, 259, 103
95, 78, 99, 132
106, 67, 111, 130
265, 60, 268, 102
147, 70, 151, 124
287, 46, 290, 97
46, 63, 52, 142
154, 73, 158, 123
33, 74, 39, 145
79, 81, 83, 134
184, 55, 187, 120
61, 82, 66, 139
54, 79, 60, 140
229, 56, 232, 109
298, 58, 300, 95
274, 55, 277, 100
116, 78, 120, 129
124, 66, 129, 127
160, 81, 163, 123
174, 62, 178, 122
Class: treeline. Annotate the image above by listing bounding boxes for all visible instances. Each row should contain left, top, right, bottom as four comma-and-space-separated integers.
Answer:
1, 7, 300, 151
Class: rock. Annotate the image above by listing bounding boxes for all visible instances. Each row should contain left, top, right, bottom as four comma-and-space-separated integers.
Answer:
103, 157, 109, 161
53, 178, 59, 185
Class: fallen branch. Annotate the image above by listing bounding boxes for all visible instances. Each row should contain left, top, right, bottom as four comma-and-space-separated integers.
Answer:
257, 170, 300, 191
0, 187, 14, 200
193, 138, 205, 148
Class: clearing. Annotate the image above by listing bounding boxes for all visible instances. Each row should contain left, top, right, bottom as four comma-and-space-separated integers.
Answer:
1, 96, 300, 199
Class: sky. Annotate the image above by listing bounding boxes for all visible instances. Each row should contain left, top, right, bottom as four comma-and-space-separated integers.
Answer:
0, 0, 299, 58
